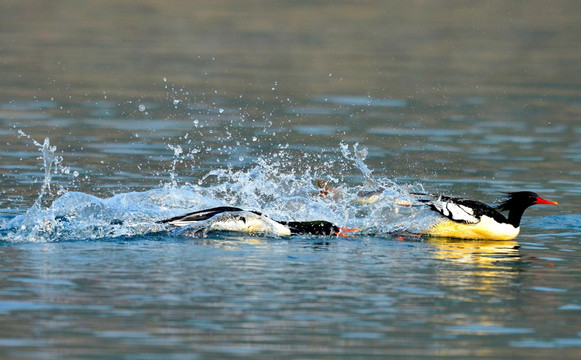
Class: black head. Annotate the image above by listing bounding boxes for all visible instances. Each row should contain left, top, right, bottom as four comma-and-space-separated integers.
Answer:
284, 221, 361, 236
497, 191, 558, 212
496, 191, 558, 227
285, 221, 339, 236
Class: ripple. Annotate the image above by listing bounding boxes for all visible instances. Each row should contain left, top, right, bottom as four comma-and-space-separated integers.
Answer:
0, 338, 46, 347
482, 135, 559, 144
394, 287, 446, 296
341, 332, 383, 339
528, 286, 568, 292
293, 125, 348, 135
369, 127, 466, 137
445, 324, 535, 335
510, 338, 581, 348
319, 96, 407, 107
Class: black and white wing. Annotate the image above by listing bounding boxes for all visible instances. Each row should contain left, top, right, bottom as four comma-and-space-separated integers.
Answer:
427, 198, 480, 224
411, 193, 482, 224
158, 206, 247, 227
159, 206, 291, 236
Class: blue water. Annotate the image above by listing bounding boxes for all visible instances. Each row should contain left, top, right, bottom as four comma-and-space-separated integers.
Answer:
2, 1, 581, 359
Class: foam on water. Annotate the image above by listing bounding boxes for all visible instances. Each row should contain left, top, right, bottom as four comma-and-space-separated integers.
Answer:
0, 139, 436, 243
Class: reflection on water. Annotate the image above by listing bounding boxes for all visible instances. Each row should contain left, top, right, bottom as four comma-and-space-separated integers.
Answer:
429, 238, 520, 267
428, 238, 522, 297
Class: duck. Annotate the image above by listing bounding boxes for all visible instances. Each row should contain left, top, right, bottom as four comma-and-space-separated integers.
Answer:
158, 206, 360, 237
414, 191, 558, 240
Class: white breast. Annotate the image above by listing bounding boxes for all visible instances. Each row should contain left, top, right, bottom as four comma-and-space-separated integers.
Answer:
429, 215, 520, 240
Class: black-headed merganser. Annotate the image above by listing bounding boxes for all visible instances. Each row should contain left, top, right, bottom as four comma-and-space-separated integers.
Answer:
159, 206, 360, 237
415, 191, 558, 240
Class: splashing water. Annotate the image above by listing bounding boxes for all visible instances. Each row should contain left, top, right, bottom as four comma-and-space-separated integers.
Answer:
167, 144, 184, 188
0, 141, 438, 243
340, 142, 376, 186
17, 131, 65, 207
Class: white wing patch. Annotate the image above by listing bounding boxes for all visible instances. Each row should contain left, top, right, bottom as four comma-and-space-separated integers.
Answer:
171, 211, 291, 237
210, 212, 291, 235
432, 199, 479, 224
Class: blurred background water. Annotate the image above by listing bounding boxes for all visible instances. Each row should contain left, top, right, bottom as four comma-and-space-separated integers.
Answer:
1, 0, 581, 358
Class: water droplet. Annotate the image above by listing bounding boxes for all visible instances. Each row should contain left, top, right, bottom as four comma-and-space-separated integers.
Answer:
138, 104, 146, 112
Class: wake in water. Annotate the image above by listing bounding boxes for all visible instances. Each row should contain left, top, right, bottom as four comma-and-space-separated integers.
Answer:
0, 139, 437, 242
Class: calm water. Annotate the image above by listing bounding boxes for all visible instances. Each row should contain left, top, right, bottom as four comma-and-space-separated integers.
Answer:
1, 1, 581, 359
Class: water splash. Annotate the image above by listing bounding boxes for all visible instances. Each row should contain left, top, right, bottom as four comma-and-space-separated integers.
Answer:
167, 144, 183, 188
17, 131, 62, 207
3, 132, 73, 241
340, 142, 376, 186
1, 140, 438, 243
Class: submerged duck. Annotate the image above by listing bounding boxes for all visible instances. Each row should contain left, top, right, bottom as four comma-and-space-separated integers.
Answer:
159, 206, 360, 237
415, 191, 558, 240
